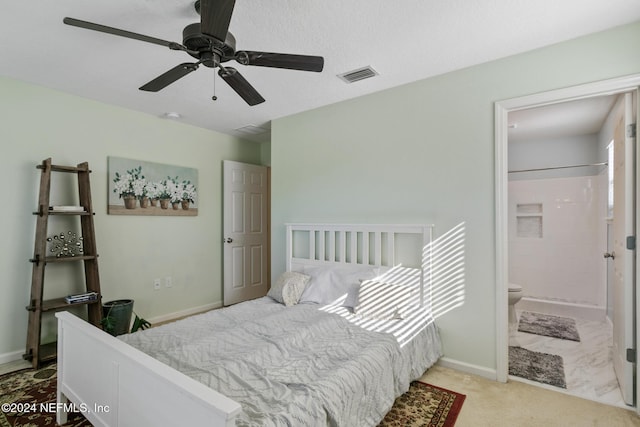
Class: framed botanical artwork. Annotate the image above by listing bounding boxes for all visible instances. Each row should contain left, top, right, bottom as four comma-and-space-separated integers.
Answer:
107, 156, 198, 216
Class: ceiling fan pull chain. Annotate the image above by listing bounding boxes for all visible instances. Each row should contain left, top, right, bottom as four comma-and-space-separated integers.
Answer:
212, 68, 218, 101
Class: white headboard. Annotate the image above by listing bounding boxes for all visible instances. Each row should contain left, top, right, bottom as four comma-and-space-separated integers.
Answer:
285, 223, 434, 304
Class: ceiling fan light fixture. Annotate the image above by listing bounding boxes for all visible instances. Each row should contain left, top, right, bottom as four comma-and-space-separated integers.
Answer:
338, 66, 378, 84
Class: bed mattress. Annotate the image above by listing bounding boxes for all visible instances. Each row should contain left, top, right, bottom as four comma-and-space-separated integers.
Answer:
120, 297, 441, 426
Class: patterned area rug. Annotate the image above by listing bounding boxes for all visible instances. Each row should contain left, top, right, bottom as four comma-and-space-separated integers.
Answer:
0, 363, 91, 427
379, 381, 466, 426
509, 346, 567, 388
518, 311, 581, 342
1, 365, 465, 427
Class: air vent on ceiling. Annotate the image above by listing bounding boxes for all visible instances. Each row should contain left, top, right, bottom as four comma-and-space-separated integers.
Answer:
235, 124, 269, 135
338, 66, 378, 84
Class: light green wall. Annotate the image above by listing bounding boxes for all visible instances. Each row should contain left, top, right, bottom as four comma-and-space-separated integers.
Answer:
271, 21, 640, 371
0, 77, 262, 358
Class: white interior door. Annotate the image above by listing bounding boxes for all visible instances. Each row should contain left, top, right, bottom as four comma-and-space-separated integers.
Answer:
611, 92, 636, 406
223, 160, 268, 306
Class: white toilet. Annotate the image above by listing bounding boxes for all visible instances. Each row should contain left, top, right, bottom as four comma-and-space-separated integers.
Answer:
508, 283, 523, 325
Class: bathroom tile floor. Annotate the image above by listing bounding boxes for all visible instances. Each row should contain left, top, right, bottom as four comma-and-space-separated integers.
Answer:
509, 310, 627, 408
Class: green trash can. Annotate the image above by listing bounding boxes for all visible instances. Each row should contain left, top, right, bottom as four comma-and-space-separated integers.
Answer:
102, 299, 134, 336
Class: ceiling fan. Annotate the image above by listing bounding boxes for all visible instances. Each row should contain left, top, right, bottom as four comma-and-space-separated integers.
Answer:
63, 0, 324, 106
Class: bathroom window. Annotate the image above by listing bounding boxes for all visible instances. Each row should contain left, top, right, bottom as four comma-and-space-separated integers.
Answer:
516, 203, 543, 238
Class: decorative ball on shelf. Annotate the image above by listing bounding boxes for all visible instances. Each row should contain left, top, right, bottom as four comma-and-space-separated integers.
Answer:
47, 231, 84, 257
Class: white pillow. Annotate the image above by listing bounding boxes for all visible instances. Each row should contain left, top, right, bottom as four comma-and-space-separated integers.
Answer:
267, 272, 311, 306
299, 265, 387, 307
355, 280, 416, 320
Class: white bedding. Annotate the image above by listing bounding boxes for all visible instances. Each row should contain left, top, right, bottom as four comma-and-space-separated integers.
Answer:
120, 297, 441, 427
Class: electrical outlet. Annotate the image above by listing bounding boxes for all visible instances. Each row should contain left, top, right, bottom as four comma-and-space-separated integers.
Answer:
165, 276, 172, 288
153, 278, 161, 290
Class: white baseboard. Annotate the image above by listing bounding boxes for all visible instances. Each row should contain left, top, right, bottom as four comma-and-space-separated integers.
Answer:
436, 356, 497, 381
0, 349, 25, 365
147, 301, 223, 325
518, 297, 605, 322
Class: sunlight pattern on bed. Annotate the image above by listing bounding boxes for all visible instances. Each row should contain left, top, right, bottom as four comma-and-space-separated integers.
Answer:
319, 264, 435, 348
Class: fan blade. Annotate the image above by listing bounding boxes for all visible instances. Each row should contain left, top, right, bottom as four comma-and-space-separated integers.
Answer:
235, 51, 324, 72
63, 17, 183, 50
139, 63, 199, 92
200, 0, 236, 43
218, 67, 265, 106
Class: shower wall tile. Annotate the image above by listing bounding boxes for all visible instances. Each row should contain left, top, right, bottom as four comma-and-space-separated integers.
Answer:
509, 174, 608, 306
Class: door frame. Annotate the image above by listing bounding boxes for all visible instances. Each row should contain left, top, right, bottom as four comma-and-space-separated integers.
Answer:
494, 74, 640, 410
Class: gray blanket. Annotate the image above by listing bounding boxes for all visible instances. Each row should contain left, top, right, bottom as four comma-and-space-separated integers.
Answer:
121, 297, 441, 426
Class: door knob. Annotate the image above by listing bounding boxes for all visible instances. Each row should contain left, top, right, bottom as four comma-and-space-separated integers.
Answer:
603, 252, 615, 259
224, 238, 233, 243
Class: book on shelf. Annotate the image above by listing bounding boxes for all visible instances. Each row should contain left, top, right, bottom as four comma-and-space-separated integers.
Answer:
50, 206, 85, 212
65, 291, 99, 304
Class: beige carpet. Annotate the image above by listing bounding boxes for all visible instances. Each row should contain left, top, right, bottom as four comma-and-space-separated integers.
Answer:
420, 365, 640, 427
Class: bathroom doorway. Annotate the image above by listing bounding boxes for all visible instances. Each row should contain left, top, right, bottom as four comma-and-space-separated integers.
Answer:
507, 93, 623, 406
494, 75, 640, 412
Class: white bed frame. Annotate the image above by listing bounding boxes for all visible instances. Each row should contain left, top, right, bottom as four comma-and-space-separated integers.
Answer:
286, 223, 433, 306
56, 223, 433, 427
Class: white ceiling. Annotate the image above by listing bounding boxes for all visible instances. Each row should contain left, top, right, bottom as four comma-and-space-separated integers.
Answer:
1, 1, 639, 143
508, 94, 619, 143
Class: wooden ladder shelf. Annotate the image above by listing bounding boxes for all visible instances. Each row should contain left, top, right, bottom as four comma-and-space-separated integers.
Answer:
24, 158, 102, 368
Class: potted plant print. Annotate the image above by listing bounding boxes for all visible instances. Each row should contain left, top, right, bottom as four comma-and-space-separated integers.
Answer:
164, 176, 182, 210
158, 178, 172, 209
146, 181, 163, 207
113, 166, 146, 209
180, 180, 197, 210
